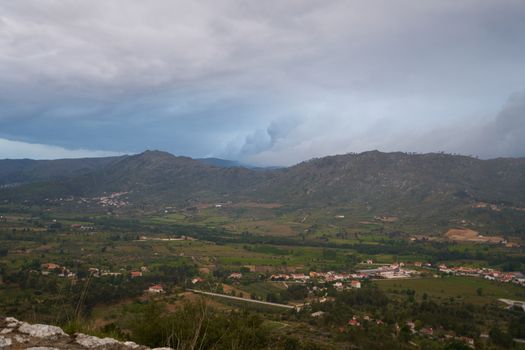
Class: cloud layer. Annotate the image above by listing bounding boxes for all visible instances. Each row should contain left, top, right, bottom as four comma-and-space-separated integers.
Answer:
1, 1, 524, 164
0, 138, 122, 159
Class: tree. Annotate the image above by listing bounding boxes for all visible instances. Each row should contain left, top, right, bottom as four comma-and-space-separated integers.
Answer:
398, 325, 411, 342
283, 337, 300, 350
509, 315, 525, 338
443, 341, 471, 350
322, 249, 337, 260
489, 326, 513, 348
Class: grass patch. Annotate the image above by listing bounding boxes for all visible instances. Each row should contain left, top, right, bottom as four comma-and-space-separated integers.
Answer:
375, 276, 525, 304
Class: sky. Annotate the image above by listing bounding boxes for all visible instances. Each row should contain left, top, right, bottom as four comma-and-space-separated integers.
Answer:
1, 1, 524, 166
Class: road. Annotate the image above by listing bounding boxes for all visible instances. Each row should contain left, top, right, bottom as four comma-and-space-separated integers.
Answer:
186, 289, 295, 309
499, 298, 525, 311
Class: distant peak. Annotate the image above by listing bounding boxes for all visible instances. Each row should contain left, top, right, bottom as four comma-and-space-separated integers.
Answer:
136, 150, 176, 159
141, 149, 172, 156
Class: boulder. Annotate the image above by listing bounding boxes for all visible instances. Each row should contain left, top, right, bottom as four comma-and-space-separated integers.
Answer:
0, 317, 174, 349
18, 323, 67, 339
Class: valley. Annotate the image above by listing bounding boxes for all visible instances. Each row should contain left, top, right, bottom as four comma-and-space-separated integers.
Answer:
1, 151, 525, 349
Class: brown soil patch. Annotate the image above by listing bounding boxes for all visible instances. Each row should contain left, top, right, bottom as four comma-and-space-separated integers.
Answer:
199, 267, 211, 274
221, 284, 250, 299
445, 228, 503, 244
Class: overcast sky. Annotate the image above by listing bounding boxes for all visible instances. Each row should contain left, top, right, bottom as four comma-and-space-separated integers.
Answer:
1, 1, 524, 165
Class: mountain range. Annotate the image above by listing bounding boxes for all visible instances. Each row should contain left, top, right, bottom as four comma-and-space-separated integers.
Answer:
1, 150, 524, 221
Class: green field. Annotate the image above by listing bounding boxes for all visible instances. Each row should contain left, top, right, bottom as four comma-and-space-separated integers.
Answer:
375, 276, 525, 304
3, 203, 525, 349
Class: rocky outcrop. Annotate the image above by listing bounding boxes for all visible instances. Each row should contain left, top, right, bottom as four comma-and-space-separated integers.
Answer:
0, 317, 172, 350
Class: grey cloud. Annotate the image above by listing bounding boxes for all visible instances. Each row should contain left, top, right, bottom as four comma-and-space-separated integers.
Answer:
0, 138, 123, 159
237, 92, 525, 166
0, 1, 524, 163
461, 93, 525, 158
225, 117, 302, 158
373, 93, 525, 160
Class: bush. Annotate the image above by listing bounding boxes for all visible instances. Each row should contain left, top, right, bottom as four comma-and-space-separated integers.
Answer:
129, 300, 271, 349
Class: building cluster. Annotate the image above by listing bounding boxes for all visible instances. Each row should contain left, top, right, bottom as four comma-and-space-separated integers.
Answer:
228, 272, 243, 279
268, 271, 363, 291
405, 321, 434, 336
95, 192, 129, 208
70, 224, 94, 231
191, 277, 205, 284
42, 192, 130, 208
346, 314, 385, 327
270, 271, 367, 282
89, 265, 149, 278
86, 267, 123, 277
357, 264, 419, 279
269, 266, 419, 284
40, 263, 76, 278
340, 315, 474, 348
404, 321, 475, 348
39, 263, 152, 281
147, 284, 165, 293
438, 265, 525, 285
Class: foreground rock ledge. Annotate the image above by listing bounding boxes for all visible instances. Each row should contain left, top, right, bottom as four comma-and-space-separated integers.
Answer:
0, 317, 172, 350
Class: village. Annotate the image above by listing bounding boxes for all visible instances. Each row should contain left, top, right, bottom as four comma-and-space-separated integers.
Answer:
37, 258, 525, 297
438, 264, 525, 286
30, 254, 525, 350
42, 191, 130, 208
267, 261, 420, 289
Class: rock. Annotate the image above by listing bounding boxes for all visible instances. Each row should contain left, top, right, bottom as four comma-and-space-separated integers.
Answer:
13, 334, 30, 343
5, 317, 20, 324
0, 335, 13, 347
5, 317, 21, 328
18, 322, 67, 339
123, 341, 141, 349
75, 333, 120, 348
0, 317, 173, 349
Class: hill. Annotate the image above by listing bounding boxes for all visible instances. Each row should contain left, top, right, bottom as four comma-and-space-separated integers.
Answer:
258, 151, 525, 210
0, 156, 124, 186
0, 150, 268, 204
1, 150, 524, 219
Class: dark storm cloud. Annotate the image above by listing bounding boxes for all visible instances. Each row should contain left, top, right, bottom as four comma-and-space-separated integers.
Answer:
0, 1, 524, 163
